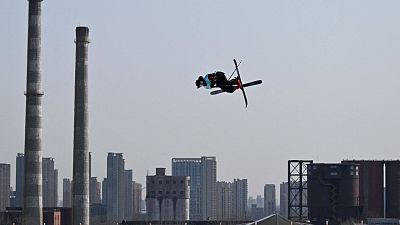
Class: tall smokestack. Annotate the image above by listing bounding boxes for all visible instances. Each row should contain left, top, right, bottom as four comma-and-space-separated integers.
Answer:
23, 0, 44, 224
72, 26, 90, 225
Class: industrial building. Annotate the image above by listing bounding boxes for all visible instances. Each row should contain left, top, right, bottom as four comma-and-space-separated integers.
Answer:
342, 160, 384, 218
385, 160, 400, 218
307, 163, 362, 225
342, 160, 400, 219
146, 168, 189, 221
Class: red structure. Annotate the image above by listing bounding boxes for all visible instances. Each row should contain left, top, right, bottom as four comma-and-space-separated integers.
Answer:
385, 160, 400, 218
0, 207, 71, 225
342, 160, 384, 218
308, 163, 362, 225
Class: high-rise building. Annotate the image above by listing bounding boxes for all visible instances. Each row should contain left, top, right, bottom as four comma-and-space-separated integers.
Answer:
146, 168, 189, 221
63, 178, 72, 207
0, 164, 11, 211
10, 189, 17, 207
124, 169, 133, 220
102, 178, 107, 206
248, 196, 256, 209
264, 184, 276, 216
201, 156, 217, 220
216, 181, 232, 220
172, 156, 217, 220
89, 177, 101, 205
103, 152, 134, 223
15, 153, 24, 207
172, 158, 202, 220
42, 157, 58, 207
15, 154, 59, 208
232, 179, 248, 221
133, 181, 143, 220
279, 182, 288, 218
256, 195, 263, 208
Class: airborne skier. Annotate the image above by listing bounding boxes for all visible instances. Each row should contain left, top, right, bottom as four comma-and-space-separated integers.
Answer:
195, 71, 241, 93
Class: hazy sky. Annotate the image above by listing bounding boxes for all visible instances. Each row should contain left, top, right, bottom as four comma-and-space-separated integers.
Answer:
1, 1, 400, 198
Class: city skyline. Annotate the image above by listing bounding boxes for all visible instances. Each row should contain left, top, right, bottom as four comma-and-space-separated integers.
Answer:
4, 152, 285, 201
3, 153, 282, 206
1, 0, 400, 199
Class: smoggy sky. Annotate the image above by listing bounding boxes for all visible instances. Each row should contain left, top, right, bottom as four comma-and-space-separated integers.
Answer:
1, 1, 400, 198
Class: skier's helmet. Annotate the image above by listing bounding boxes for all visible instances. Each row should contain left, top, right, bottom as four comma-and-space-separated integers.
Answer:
195, 76, 205, 88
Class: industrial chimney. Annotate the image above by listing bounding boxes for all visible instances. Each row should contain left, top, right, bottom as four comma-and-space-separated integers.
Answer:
72, 26, 90, 225
23, 0, 44, 224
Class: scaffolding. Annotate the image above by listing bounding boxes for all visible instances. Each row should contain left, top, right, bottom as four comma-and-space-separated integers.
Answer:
288, 160, 313, 222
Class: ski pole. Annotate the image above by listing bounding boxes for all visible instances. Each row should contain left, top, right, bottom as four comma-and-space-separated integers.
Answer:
228, 60, 242, 80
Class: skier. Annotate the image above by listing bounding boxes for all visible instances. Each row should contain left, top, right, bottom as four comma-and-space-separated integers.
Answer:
195, 71, 241, 93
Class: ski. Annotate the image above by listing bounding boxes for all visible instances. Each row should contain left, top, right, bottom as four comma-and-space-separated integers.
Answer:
233, 59, 248, 107
210, 80, 262, 95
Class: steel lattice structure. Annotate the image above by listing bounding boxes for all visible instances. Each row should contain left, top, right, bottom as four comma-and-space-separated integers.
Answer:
288, 160, 313, 222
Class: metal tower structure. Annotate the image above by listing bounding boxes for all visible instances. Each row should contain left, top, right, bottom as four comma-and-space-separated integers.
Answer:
288, 160, 313, 222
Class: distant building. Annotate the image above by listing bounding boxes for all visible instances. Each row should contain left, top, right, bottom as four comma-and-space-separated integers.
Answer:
16, 154, 59, 208
15, 153, 24, 207
200, 157, 217, 220
0, 164, 10, 211
248, 196, 255, 209
133, 182, 143, 220
264, 184, 276, 216
232, 179, 248, 221
104, 152, 125, 223
172, 157, 217, 220
9, 190, 17, 207
90, 203, 107, 225
42, 157, 58, 207
90, 177, 101, 205
103, 152, 134, 223
172, 158, 202, 220
146, 168, 189, 221
279, 182, 288, 218
124, 169, 134, 220
63, 178, 72, 207
216, 181, 232, 220
101, 178, 107, 206
256, 195, 263, 208
249, 204, 264, 221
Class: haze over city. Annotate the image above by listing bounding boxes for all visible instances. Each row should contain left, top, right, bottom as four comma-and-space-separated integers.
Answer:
1, 0, 400, 199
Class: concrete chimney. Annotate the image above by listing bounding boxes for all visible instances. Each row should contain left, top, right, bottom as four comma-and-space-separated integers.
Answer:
23, 0, 44, 224
72, 26, 90, 225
